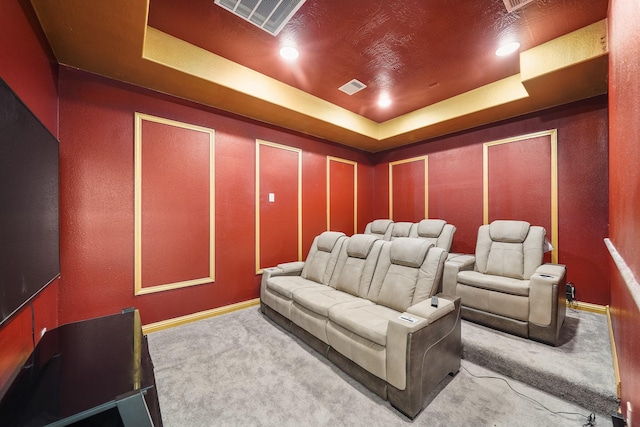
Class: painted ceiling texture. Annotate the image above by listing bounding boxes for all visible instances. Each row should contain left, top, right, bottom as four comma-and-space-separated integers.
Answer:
31, 0, 609, 152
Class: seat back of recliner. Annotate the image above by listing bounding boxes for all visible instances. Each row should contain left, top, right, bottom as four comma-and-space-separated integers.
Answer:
300, 231, 347, 285
474, 220, 545, 280
389, 222, 413, 240
367, 238, 448, 312
329, 234, 384, 298
364, 219, 393, 240
409, 219, 456, 252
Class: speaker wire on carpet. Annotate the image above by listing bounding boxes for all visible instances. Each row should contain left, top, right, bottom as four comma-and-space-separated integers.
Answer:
461, 365, 597, 426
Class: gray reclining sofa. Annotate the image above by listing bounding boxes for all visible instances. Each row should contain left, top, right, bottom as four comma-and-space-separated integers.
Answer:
260, 231, 461, 418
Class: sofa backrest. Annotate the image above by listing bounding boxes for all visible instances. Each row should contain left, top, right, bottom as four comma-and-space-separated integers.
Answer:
300, 231, 347, 285
389, 222, 413, 240
409, 219, 456, 252
474, 220, 545, 280
364, 219, 393, 240
367, 238, 448, 312
329, 234, 384, 298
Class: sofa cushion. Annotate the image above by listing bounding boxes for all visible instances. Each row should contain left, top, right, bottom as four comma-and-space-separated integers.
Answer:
489, 220, 530, 243
371, 239, 434, 312
376, 264, 419, 312
328, 300, 398, 346
332, 236, 383, 297
292, 287, 359, 317
390, 222, 413, 240
390, 237, 431, 268
370, 219, 392, 235
346, 234, 379, 259
457, 270, 530, 297
317, 231, 345, 252
415, 219, 446, 238
267, 276, 323, 299
411, 246, 448, 305
301, 232, 346, 284
485, 241, 525, 279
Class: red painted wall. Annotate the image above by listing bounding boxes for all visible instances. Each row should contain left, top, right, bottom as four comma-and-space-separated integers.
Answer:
608, 0, 640, 417
374, 96, 609, 305
58, 67, 375, 326
0, 0, 57, 135
0, 0, 59, 394
428, 143, 483, 255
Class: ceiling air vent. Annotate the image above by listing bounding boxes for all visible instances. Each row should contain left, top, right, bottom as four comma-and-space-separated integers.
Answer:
214, 0, 306, 36
502, 0, 535, 13
338, 79, 367, 96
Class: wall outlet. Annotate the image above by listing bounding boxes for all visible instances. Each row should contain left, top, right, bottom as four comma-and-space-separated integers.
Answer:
566, 283, 575, 302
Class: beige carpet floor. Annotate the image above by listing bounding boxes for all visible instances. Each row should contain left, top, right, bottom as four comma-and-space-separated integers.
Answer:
147, 306, 612, 426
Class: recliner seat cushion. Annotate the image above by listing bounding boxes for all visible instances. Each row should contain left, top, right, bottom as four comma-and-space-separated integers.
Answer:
292, 287, 359, 317
328, 300, 399, 347
267, 276, 323, 299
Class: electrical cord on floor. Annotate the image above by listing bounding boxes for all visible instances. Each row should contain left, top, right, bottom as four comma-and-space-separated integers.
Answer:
460, 364, 597, 426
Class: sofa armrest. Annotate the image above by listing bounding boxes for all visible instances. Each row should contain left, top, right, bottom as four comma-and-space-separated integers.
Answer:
260, 262, 305, 303
443, 254, 475, 294
406, 298, 455, 324
529, 263, 566, 327
276, 261, 305, 275
386, 297, 456, 391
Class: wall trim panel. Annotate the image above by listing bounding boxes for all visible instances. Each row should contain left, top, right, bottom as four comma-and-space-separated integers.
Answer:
255, 140, 302, 274
388, 155, 428, 220
134, 112, 215, 295
326, 156, 358, 234
483, 129, 558, 263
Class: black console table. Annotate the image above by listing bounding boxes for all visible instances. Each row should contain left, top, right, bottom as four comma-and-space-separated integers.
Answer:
0, 309, 163, 426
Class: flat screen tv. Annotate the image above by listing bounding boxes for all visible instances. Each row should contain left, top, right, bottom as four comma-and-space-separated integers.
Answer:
0, 78, 59, 328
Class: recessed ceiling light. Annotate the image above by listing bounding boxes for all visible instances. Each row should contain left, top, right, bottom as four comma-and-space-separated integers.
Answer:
378, 95, 392, 108
279, 46, 299, 60
495, 41, 521, 57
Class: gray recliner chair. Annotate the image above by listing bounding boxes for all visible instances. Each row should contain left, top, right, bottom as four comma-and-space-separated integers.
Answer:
443, 220, 566, 346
